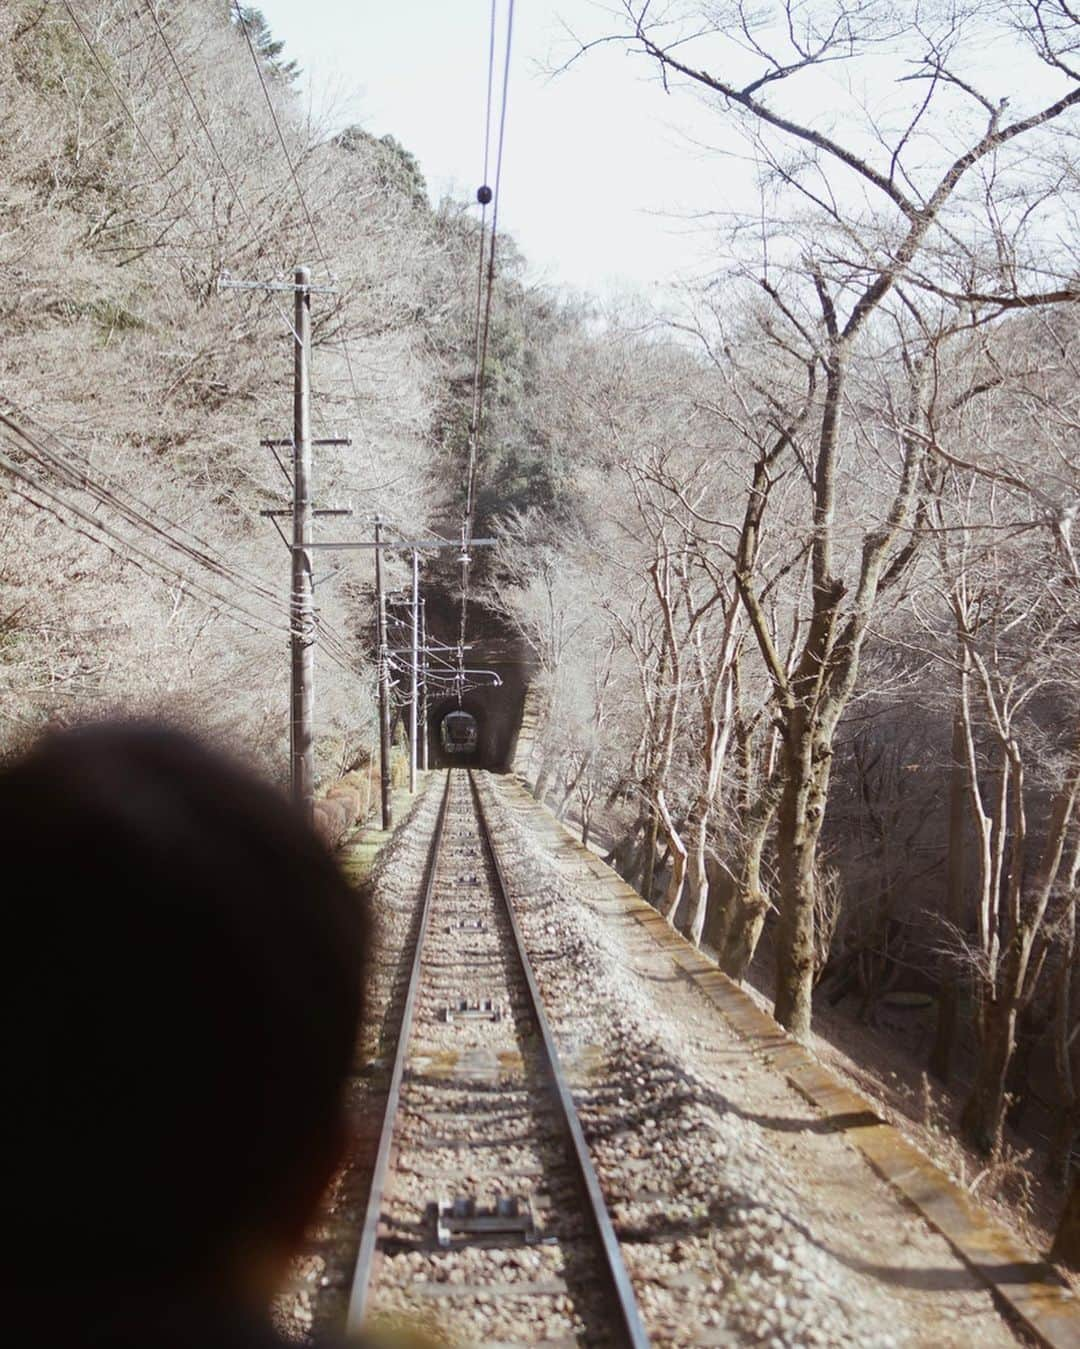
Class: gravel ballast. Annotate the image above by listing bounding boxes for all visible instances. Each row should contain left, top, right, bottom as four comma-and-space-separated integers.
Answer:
289, 770, 1023, 1347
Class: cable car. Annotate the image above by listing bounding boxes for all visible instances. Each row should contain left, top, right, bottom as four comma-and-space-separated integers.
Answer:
441, 710, 478, 755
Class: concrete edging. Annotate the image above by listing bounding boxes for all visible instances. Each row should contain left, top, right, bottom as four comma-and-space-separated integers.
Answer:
495, 774, 1080, 1349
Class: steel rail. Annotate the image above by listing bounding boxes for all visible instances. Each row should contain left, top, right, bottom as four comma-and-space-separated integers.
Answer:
345, 771, 453, 1334
467, 771, 651, 1349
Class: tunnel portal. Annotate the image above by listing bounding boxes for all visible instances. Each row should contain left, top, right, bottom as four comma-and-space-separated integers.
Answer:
429, 695, 498, 769
417, 592, 533, 772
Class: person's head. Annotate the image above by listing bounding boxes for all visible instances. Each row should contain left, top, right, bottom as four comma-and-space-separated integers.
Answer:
0, 720, 366, 1311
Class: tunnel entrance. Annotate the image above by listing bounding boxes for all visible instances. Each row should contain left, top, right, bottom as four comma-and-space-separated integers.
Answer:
420, 593, 531, 772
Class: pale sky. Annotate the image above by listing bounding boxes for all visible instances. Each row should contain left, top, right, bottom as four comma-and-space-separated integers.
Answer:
251, 3, 1061, 301
253, 0, 749, 297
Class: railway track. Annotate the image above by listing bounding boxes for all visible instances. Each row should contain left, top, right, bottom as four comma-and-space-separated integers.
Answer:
345, 769, 649, 1347
286, 767, 1068, 1348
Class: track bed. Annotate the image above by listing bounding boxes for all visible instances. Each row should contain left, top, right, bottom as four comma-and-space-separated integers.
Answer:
347, 770, 646, 1347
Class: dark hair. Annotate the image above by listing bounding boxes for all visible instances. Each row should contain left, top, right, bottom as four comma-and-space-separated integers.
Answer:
0, 721, 366, 1295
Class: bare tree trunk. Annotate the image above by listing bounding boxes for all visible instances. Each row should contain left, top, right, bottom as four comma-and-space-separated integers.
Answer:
682, 602, 740, 946
719, 809, 774, 981
962, 735, 1080, 1153
641, 807, 660, 904
609, 806, 648, 881
683, 794, 712, 945
661, 839, 689, 920
658, 790, 690, 920
1049, 883, 1079, 1182
1052, 1178, 1080, 1272
774, 719, 830, 1038
556, 755, 587, 820
930, 700, 969, 1083
532, 754, 553, 803
961, 981, 1020, 1156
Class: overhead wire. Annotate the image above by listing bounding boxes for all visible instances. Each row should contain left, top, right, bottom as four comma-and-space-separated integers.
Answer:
10, 489, 268, 637
231, 1, 325, 263
0, 439, 287, 638
147, 3, 467, 693
67, 1, 336, 460
231, 0, 384, 488
457, 0, 516, 674
137, 5, 379, 681
141, 2, 259, 240
57, 2, 499, 708
464, 0, 499, 458
0, 411, 373, 681
0, 408, 284, 612
62, 1, 327, 453
137, 2, 348, 452
43, 4, 379, 708
59, 0, 214, 253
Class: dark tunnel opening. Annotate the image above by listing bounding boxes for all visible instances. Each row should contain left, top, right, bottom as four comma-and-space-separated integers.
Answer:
419, 594, 532, 772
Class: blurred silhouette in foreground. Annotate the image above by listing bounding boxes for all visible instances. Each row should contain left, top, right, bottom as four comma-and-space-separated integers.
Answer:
1, 721, 372, 1347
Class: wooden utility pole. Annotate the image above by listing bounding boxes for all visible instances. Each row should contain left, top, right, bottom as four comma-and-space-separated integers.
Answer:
291, 265, 314, 820
410, 549, 420, 793
374, 515, 393, 830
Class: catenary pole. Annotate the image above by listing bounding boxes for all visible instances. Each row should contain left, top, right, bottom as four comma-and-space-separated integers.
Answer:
374, 515, 393, 830
410, 548, 419, 793
420, 598, 430, 772
291, 265, 314, 819
291, 530, 497, 815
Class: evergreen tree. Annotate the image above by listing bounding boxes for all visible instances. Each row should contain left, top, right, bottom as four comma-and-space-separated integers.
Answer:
231, 6, 300, 83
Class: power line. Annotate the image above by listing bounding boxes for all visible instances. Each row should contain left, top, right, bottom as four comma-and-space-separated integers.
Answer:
459, 0, 516, 658
50, 7, 371, 714
465, 0, 499, 455
231, 2, 325, 261
63, 0, 328, 452
8, 482, 267, 638
5, 416, 366, 687
59, 0, 213, 253
231, 1, 382, 488
140, 4, 345, 449
3, 402, 278, 595
0, 408, 284, 612
462, 0, 502, 545
141, 2, 263, 242
0, 441, 287, 637
136, 8, 384, 691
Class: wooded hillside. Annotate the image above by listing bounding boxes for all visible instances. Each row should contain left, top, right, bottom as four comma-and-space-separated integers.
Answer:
5, 0, 1080, 1202
0, 0, 565, 775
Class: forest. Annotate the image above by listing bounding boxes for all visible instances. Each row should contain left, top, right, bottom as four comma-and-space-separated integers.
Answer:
2, 0, 1079, 1218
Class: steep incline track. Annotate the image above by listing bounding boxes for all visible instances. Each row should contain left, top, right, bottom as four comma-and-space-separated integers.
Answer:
346, 769, 648, 1347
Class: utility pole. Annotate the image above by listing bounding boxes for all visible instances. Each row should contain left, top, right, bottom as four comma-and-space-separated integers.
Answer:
410, 549, 420, 793
374, 515, 393, 830
223, 266, 348, 819
303, 532, 498, 819
291, 265, 314, 820
420, 598, 430, 772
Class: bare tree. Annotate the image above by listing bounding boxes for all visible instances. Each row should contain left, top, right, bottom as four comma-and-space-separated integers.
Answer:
571, 0, 1080, 1035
